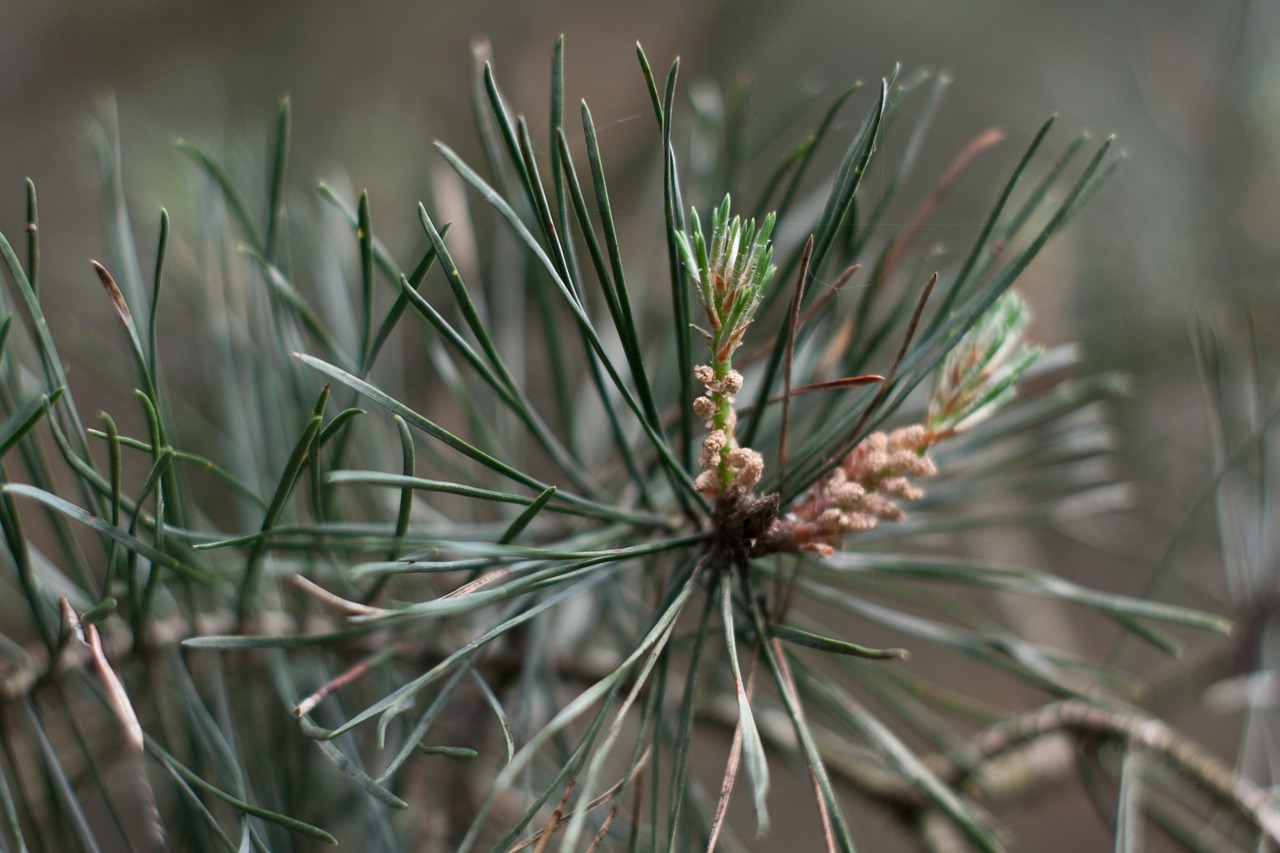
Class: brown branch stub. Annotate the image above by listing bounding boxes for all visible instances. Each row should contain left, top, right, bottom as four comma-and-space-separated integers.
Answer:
291, 574, 386, 617
92, 260, 133, 325
85, 623, 144, 751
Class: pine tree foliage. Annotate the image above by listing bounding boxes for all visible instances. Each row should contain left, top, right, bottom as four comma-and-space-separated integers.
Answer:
0, 38, 1257, 853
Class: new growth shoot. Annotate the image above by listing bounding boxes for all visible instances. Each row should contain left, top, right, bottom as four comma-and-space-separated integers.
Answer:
677, 196, 776, 504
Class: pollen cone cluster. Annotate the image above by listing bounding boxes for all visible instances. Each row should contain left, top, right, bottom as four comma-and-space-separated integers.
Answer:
761, 425, 938, 556
760, 290, 1042, 557
691, 366, 764, 501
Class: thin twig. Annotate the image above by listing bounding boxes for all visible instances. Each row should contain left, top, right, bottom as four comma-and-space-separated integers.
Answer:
783, 374, 885, 398
707, 646, 760, 851
442, 567, 514, 600
92, 261, 133, 326
66, 598, 168, 852
293, 639, 410, 718
779, 237, 814, 471
4, 606, 622, 708
794, 263, 861, 339
510, 749, 651, 853
772, 639, 839, 853
775, 557, 803, 626
964, 701, 1280, 844
813, 129, 1000, 379
876, 129, 1004, 289
771, 276, 935, 615
290, 574, 386, 617
828, 271, 938, 466
531, 779, 575, 853
84, 621, 143, 751
700, 694, 1280, 846
737, 262, 861, 371
583, 803, 620, 853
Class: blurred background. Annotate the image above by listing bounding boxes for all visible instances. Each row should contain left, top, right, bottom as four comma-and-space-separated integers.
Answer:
2, 0, 1278, 848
